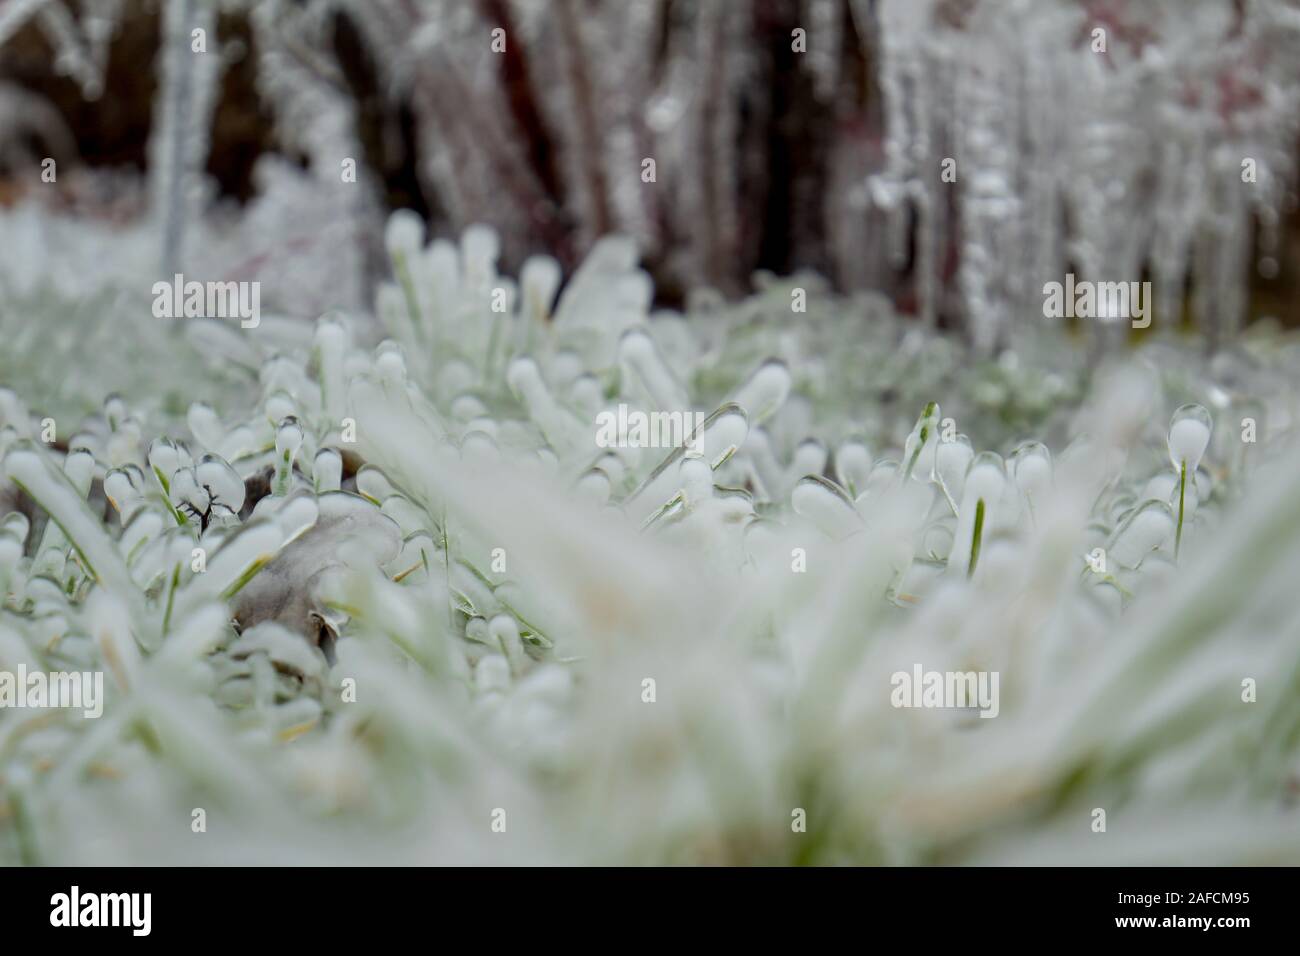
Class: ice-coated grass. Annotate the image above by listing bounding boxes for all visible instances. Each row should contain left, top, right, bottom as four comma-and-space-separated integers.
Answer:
1, 217, 1299, 865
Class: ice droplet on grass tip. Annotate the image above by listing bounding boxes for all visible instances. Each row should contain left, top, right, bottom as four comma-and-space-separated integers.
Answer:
187, 401, 224, 451
451, 394, 488, 423
0, 511, 30, 546
1012, 441, 1052, 510
103, 394, 127, 430
462, 224, 500, 283
4, 444, 134, 595
265, 392, 297, 426
1135, 552, 1178, 592
314, 448, 342, 493
273, 417, 304, 497
275, 417, 304, 459
731, 360, 791, 424
625, 404, 747, 523
1143, 472, 1179, 506
230, 621, 326, 681
380, 494, 426, 536
394, 529, 435, 572
1108, 499, 1176, 569
384, 209, 425, 258
314, 313, 351, 421
792, 439, 829, 481
834, 440, 872, 499
935, 434, 973, 506
316, 492, 401, 566
104, 465, 145, 522
575, 468, 612, 505
860, 459, 900, 501
488, 614, 525, 674
697, 404, 748, 467
314, 311, 350, 350
921, 520, 954, 558
0, 535, 21, 594
169, 467, 210, 516
949, 452, 1006, 575
461, 431, 500, 467
1194, 467, 1213, 502
568, 375, 604, 418
593, 452, 625, 487
196, 454, 245, 514
475, 654, 511, 694
356, 466, 394, 503
63, 448, 95, 495
550, 351, 584, 391
274, 494, 320, 543
1168, 404, 1212, 472
902, 402, 941, 481
792, 475, 862, 539
148, 437, 190, 490
963, 452, 1007, 504
679, 456, 713, 504
191, 520, 286, 603
465, 616, 490, 644
219, 425, 257, 464
521, 255, 562, 322
619, 329, 689, 414
375, 341, 408, 386
506, 357, 585, 455
121, 510, 163, 566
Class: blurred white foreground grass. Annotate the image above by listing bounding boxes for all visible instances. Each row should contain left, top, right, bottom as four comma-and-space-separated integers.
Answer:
1, 211, 1300, 865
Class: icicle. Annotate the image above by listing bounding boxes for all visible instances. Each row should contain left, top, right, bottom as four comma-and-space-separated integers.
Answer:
150, 0, 219, 273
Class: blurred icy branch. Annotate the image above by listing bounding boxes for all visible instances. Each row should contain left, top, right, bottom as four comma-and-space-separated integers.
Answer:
3, 0, 1299, 341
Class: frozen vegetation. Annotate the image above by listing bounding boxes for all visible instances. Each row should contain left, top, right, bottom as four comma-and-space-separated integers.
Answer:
1, 212, 1299, 863
1, 0, 1299, 865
